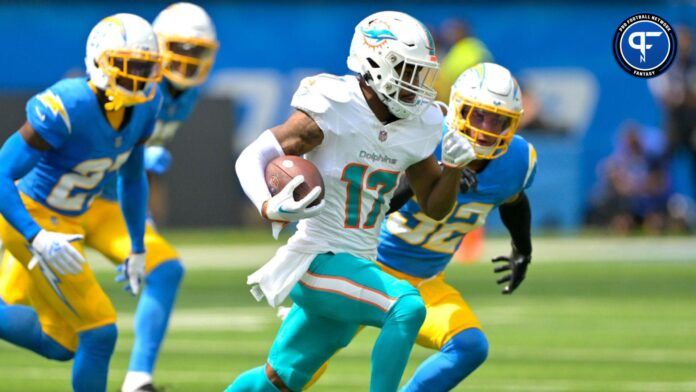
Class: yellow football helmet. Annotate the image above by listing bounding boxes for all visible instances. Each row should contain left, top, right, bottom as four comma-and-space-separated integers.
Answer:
85, 13, 163, 110
153, 2, 219, 88
446, 63, 523, 159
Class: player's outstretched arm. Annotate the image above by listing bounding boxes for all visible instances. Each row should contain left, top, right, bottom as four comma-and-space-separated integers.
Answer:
492, 192, 533, 294
404, 130, 476, 220
405, 157, 462, 220
0, 123, 85, 275
387, 167, 477, 215
117, 143, 148, 295
235, 110, 324, 225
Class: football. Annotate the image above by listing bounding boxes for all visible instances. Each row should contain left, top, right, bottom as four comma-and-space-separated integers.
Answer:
265, 155, 325, 207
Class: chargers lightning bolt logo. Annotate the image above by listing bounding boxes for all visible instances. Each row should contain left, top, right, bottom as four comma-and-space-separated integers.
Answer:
32, 254, 79, 316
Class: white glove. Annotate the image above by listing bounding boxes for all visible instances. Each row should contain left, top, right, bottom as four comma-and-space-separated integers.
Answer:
262, 175, 325, 223
441, 130, 476, 169
116, 253, 146, 295
28, 229, 85, 275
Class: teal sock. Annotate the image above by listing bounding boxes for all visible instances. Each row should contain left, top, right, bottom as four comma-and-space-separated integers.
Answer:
226, 365, 279, 392
371, 294, 426, 392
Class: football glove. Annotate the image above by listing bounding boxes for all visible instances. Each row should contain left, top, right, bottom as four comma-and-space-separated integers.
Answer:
144, 146, 172, 175
492, 244, 531, 295
28, 230, 85, 275
460, 168, 478, 193
116, 253, 146, 295
262, 175, 325, 223
441, 130, 476, 169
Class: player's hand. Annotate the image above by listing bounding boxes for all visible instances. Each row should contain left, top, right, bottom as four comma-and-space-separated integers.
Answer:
262, 175, 325, 223
116, 253, 146, 295
460, 168, 478, 193
441, 130, 476, 169
144, 146, 172, 175
29, 229, 85, 275
492, 244, 531, 294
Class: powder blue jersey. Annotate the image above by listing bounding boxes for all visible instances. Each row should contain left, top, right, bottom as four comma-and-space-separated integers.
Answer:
378, 135, 537, 278
100, 82, 200, 201
17, 78, 160, 216
157, 82, 200, 123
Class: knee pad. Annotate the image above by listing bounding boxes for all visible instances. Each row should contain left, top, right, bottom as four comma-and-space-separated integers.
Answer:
79, 324, 118, 356
389, 293, 426, 328
146, 260, 185, 286
444, 328, 489, 368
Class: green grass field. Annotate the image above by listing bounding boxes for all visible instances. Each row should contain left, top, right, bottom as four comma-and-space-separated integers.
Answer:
0, 233, 695, 391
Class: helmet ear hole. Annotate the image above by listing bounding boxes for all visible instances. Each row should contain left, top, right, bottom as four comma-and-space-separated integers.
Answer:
367, 58, 380, 68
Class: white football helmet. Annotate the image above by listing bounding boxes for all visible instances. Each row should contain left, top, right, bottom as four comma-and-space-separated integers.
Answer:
153, 2, 219, 88
85, 13, 162, 110
347, 11, 439, 119
446, 63, 523, 159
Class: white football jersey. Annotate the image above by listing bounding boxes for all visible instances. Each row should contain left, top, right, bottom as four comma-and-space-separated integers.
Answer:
289, 74, 443, 261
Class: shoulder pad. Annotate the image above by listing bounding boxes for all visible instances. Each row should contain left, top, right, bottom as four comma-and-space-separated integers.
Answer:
434, 100, 448, 116
35, 89, 72, 133
420, 102, 446, 126
297, 74, 352, 104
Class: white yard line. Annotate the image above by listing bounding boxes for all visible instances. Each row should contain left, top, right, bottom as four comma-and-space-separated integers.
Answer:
117, 307, 277, 332
86, 236, 696, 271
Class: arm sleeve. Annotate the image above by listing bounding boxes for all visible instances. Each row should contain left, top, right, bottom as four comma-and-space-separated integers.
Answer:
118, 144, 148, 254
387, 176, 415, 215
499, 192, 532, 256
0, 132, 44, 240
235, 130, 285, 213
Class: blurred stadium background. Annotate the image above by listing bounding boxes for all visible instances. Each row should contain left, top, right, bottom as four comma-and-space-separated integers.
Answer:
0, 1, 694, 391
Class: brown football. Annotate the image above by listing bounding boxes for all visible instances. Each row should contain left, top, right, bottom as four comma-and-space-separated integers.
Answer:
265, 156, 325, 207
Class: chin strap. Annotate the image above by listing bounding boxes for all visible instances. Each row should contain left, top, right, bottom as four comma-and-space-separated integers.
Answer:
103, 90, 125, 111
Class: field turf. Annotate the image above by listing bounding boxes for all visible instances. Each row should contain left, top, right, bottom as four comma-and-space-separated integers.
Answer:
0, 232, 694, 391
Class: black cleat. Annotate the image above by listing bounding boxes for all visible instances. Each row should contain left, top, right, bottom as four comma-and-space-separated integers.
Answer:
133, 384, 160, 392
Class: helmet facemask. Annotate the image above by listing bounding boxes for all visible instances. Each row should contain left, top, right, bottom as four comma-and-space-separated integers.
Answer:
451, 92, 522, 159
159, 35, 218, 88
97, 48, 163, 110
376, 53, 438, 119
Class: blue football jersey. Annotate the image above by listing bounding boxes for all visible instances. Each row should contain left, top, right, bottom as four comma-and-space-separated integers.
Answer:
157, 82, 200, 123
100, 82, 200, 201
18, 78, 160, 216
378, 135, 537, 278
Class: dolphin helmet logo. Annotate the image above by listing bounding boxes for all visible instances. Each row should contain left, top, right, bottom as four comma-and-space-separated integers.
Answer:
361, 21, 397, 48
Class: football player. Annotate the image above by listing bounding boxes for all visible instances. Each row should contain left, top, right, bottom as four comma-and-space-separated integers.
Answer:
0, 14, 161, 392
378, 62, 535, 391
228, 11, 476, 392
313, 62, 536, 391
0, 3, 218, 392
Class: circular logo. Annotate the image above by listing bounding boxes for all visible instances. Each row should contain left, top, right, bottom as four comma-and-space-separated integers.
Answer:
613, 14, 677, 78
